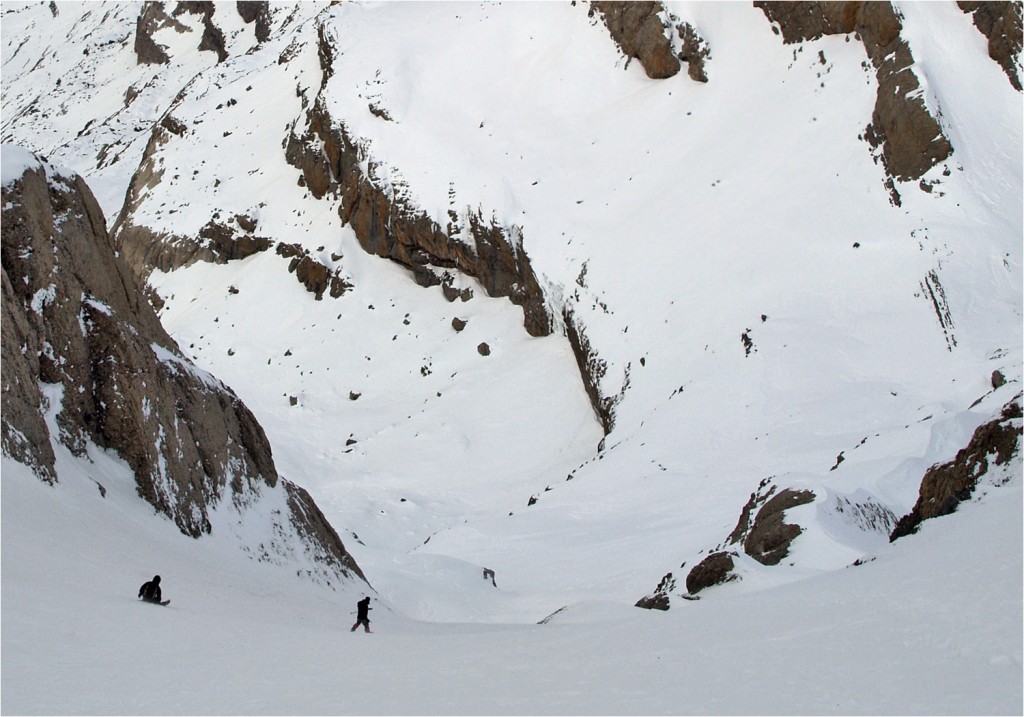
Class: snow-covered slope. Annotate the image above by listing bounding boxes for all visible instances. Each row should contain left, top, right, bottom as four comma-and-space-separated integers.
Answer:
3, 449, 1021, 714
2, 1, 1021, 712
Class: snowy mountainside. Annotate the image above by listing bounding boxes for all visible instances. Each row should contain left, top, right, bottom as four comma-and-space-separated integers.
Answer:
2, 1, 1023, 713
3, 0, 1021, 622
2, 144, 364, 586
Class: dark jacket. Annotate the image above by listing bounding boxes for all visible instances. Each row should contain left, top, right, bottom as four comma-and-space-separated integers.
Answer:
139, 575, 162, 602
356, 597, 371, 621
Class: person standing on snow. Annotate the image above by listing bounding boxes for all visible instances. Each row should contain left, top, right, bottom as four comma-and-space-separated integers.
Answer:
350, 596, 372, 633
138, 575, 163, 603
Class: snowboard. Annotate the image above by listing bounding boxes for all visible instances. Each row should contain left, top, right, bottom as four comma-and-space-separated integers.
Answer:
141, 599, 170, 606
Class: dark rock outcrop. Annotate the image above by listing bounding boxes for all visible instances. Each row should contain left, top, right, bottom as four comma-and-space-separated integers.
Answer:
590, 1, 681, 79
134, 2, 181, 65
134, 1, 233, 66
564, 308, 617, 435
276, 243, 351, 300
1, 151, 364, 583
891, 398, 1022, 540
113, 118, 277, 280
1, 262, 57, 484
676, 21, 711, 82
118, 217, 272, 280
237, 0, 272, 43
680, 481, 814, 596
742, 488, 816, 565
686, 551, 738, 594
636, 572, 676, 610
172, 2, 228, 63
590, 2, 710, 82
754, 1, 954, 185
726, 477, 777, 545
199, 220, 273, 263
958, 1, 1023, 91
287, 87, 553, 337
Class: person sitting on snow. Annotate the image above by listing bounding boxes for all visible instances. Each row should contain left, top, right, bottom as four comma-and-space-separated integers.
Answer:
138, 575, 163, 604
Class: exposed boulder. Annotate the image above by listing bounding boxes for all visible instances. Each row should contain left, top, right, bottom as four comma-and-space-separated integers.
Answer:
754, 1, 953, 185
685, 552, 738, 595
199, 220, 273, 263
891, 398, 1022, 541
958, 1, 1023, 91
1, 149, 364, 584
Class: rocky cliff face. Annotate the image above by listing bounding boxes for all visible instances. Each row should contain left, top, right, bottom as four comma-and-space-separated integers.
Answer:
135, 1, 229, 65
287, 88, 554, 339
958, 1, 1023, 91
590, 1, 710, 82
1, 149, 364, 584
590, 1, 682, 80
754, 1, 954, 196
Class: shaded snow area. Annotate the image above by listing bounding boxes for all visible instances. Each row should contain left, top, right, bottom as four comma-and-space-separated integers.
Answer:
2, 1, 1022, 714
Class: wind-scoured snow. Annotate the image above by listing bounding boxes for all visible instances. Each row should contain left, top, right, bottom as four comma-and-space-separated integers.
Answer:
2, 1, 1021, 714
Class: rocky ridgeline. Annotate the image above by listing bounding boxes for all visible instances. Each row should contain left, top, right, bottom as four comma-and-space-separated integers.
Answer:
637, 389, 1022, 609
1, 150, 364, 585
